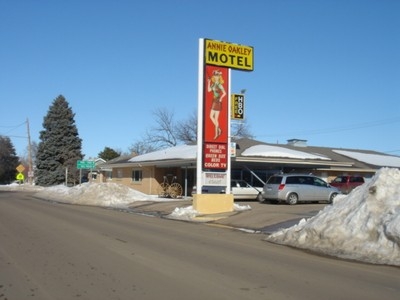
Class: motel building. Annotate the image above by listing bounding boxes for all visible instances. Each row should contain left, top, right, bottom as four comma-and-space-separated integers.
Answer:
91, 138, 400, 198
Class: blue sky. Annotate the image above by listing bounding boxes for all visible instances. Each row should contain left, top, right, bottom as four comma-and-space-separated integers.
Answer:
1, 0, 399, 159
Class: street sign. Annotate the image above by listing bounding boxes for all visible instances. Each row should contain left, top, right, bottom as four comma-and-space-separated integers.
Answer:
16, 172, 25, 181
16, 164, 25, 173
77, 160, 95, 169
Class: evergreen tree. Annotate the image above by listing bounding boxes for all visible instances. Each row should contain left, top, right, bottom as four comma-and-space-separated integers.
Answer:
35, 95, 83, 186
98, 147, 121, 161
0, 136, 19, 184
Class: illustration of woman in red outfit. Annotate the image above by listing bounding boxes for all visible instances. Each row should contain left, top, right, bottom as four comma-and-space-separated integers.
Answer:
207, 69, 226, 140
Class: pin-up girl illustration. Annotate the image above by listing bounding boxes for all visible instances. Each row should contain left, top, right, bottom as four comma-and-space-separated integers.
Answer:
207, 69, 226, 140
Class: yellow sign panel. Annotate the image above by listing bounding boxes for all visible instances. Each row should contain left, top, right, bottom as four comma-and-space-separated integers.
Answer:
16, 172, 25, 181
231, 94, 245, 120
16, 164, 25, 173
205, 39, 254, 71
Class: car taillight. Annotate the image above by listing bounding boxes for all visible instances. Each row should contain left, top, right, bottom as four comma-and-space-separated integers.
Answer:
278, 184, 285, 190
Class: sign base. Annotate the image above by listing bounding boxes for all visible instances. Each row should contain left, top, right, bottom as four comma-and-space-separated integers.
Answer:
193, 194, 234, 214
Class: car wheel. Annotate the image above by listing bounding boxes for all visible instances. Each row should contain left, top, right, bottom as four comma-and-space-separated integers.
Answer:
287, 193, 298, 205
328, 192, 338, 204
257, 193, 264, 203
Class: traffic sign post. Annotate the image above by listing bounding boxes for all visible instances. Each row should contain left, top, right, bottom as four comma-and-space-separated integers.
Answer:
16, 172, 25, 183
77, 160, 95, 185
16, 164, 25, 173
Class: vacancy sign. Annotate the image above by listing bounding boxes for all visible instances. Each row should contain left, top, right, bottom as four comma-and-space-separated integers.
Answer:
204, 39, 254, 71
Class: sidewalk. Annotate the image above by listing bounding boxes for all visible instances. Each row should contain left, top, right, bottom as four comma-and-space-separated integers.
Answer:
128, 199, 325, 233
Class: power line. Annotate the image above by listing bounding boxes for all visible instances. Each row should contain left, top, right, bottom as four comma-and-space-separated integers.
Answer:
5, 135, 27, 139
0, 121, 26, 128
258, 117, 400, 138
0, 121, 27, 136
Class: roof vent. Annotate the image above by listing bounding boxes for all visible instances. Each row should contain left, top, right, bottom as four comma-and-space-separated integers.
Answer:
287, 139, 307, 147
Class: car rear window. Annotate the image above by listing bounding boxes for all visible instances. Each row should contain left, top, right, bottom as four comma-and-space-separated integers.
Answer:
267, 176, 283, 184
350, 177, 364, 183
333, 176, 346, 183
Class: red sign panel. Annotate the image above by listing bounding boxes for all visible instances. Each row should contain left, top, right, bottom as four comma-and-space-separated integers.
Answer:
202, 65, 229, 171
203, 142, 228, 170
203, 65, 229, 143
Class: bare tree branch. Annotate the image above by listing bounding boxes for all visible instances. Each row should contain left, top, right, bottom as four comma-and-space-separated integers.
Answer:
145, 108, 178, 148
176, 110, 197, 144
231, 119, 254, 139
130, 107, 254, 154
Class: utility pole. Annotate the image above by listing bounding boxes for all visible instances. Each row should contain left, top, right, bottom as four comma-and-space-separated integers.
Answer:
26, 118, 33, 184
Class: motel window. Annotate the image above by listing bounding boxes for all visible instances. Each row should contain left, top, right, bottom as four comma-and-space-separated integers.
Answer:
132, 170, 142, 182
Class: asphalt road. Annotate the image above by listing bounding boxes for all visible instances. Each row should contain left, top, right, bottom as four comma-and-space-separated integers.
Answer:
1, 190, 399, 300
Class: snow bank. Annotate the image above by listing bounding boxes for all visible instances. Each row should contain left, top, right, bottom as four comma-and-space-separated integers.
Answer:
33, 182, 162, 208
266, 168, 400, 266
167, 203, 251, 221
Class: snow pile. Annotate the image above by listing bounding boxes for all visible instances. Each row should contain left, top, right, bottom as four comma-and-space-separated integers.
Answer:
1, 182, 251, 216
0, 182, 44, 191
33, 182, 163, 208
3, 181, 251, 217
168, 203, 252, 221
168, 206, 200, 221
266, 168, 400, 266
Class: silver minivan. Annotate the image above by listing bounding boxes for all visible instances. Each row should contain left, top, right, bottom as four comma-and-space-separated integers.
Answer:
262, 174, 340, 205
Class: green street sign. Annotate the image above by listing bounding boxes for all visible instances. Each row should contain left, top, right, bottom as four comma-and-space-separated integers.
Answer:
77, 160, 95, 169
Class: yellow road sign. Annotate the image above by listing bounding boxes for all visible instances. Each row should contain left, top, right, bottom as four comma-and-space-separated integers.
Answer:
16, 172, 25, 181
16, 164, 25, 173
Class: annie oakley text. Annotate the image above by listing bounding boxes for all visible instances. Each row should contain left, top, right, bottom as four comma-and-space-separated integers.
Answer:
205, 40, 253, 71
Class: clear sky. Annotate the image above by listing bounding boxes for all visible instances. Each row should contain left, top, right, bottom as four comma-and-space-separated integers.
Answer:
1, 0, 399, 159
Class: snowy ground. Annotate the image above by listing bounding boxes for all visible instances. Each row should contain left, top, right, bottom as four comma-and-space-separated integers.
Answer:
1, 167, 399, 266
266, 168, 400, 266
2, 182, 249, 216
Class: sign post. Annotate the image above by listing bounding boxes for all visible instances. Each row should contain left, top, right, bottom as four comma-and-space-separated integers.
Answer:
16, 164, 25, 173
194, 38, 253, 214
15, 164, 25, 184
16, 172, 25, 183
77, 160, 95, 184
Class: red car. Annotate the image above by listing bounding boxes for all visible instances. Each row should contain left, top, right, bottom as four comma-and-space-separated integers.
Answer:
330, 176, 365, 194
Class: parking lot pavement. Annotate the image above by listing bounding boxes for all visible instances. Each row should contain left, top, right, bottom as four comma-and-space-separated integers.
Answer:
213, 201, 325, 232
129, 199, 327, 233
